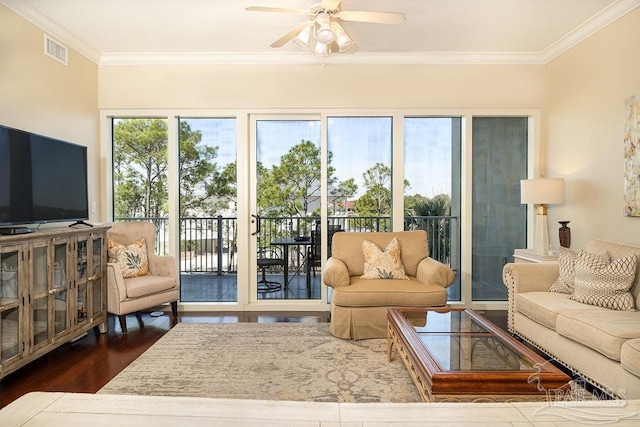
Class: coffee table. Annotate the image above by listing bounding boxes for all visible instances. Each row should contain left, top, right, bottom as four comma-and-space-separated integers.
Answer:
387, 307, 571, 402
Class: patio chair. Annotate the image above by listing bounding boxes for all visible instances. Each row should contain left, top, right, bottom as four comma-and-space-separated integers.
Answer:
257, 247, 285, 293
106, 221, 179, 333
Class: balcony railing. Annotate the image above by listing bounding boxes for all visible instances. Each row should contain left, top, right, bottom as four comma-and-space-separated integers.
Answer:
115, 215, 459, 276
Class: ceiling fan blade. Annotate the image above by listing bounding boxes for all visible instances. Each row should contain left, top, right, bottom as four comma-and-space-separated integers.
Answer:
321, 0, 342, 10
246, 6, 307, 15
270, 21, 314, 48
338, 10, 405, 24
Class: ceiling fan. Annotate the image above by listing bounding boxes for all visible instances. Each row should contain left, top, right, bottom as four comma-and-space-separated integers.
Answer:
246, 0, 405, 56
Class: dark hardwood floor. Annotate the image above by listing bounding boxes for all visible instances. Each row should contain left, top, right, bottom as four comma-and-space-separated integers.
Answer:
0, 309, 507, 410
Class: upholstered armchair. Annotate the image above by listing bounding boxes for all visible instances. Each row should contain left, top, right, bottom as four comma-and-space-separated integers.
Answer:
106, 221, 179, 333
323, 230, 455, 340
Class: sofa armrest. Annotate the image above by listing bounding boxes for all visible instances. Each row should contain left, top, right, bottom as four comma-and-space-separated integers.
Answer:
148, 253, 179, 284
322, 257, 351, 288
415, 257, 455, 288
502, 262, 559, 294
502, 262, 559, 333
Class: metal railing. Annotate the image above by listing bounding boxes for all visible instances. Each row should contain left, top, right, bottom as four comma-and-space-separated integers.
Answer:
115, 215, 459, 275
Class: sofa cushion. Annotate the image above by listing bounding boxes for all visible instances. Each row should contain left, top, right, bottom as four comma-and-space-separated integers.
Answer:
556, 310, 640, 361
361, 237, 409, 280
331, 277, 446, 307
585, 240, 640, 309
125, 274, 176, 298
549, 247, 608, 294
569, 252, 637, 311
515, 291, 606, 330
621, 339, 640, 377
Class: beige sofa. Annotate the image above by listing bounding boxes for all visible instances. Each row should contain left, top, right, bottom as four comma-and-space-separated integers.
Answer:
503, 239, 640, 398
323, 230, 455, 340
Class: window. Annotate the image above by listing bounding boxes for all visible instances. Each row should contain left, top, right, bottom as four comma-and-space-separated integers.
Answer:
471, 117, 528, 301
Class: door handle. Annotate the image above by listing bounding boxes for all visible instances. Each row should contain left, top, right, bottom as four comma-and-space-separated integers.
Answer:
251, 214, 261, 236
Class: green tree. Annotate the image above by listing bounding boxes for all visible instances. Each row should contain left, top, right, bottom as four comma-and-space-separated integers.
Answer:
412, 193, 451, 217
329, 178, 358, 215
260, 140, 338, 217
355, 163, 409, 216
271, 140, 323, 215
406, 193, 452, 264
113, 118, 169, 218
179, 121, 219, 216
206, 161, 238, 214
357, 162, 391, 216
114, 118, 235, 219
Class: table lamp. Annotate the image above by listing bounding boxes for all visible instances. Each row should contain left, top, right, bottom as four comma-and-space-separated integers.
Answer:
520, 178, 565, 255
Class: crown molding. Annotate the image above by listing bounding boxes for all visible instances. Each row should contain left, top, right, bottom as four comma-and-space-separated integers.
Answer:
3, 0, 638, 66
98, 51, 547, 66
540, 0, 640, 63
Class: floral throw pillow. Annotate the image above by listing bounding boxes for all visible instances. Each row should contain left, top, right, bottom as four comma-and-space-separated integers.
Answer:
549, 247, 609, 294
570, 251, 637, 311
361, 237, 409, 280
107, 238, 149, 278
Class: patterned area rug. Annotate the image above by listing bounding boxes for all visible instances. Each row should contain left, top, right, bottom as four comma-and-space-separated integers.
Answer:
98, 322, 421, 403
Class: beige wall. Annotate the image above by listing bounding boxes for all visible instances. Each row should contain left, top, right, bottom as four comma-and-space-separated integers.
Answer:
0, 5, 100, 222
99, 63, 545, 110
545, 8, 640, 249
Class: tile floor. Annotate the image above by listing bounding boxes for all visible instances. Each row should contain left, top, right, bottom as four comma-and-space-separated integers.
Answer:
3, 392, 639, 426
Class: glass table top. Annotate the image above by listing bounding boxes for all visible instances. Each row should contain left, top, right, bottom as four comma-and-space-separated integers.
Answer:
400, 309, 537, 372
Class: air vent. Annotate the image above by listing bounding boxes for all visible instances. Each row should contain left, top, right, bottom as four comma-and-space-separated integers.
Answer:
44, 34, 68, 66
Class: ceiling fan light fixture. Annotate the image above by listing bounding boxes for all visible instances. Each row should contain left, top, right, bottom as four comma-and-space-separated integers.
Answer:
331, 22, 354, 52
292, 25, 312, 50
312, 41, 329, 57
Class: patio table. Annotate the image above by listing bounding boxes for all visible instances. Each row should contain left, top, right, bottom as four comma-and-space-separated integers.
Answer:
270, 237, 311, 288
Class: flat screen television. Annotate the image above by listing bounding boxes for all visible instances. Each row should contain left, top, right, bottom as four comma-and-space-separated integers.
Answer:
0, 124, 89, 232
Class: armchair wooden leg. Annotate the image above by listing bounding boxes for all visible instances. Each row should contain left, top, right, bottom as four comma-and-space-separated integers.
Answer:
118, 315, 128, 334
171, 301, 178, 318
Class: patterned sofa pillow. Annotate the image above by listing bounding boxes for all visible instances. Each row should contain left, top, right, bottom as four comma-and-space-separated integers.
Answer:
569, 250, 637, 311
108, 238, 150, 278
361, 237, 409, 280
549, 247, 608, 293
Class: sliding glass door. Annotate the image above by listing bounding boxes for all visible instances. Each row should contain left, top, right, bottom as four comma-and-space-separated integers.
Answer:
252, 118, 321, 300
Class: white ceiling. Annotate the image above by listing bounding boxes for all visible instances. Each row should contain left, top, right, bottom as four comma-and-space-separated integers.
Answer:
3, 0, 639, 65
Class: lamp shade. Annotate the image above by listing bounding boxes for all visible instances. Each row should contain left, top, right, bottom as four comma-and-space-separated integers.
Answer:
520, 178, 564, 205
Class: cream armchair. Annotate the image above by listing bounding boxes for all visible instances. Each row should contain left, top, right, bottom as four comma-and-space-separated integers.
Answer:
106, 221, 179, 333
323, 230, 455, 340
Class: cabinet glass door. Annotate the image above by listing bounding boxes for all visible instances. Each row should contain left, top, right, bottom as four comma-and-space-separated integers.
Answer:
31, 244, 49, 348
76, 238, 88, 323
1, 246, 21, 364
52, 241, 69, 336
